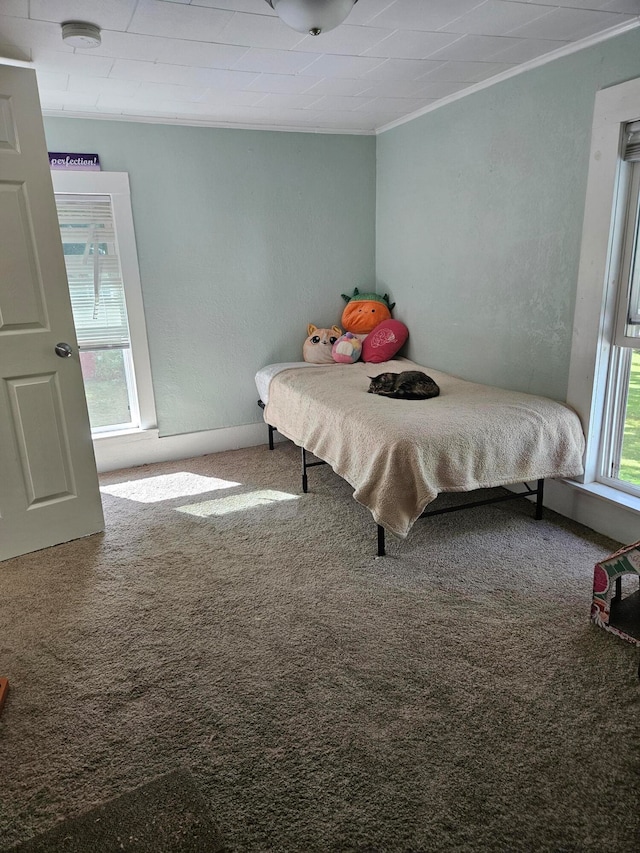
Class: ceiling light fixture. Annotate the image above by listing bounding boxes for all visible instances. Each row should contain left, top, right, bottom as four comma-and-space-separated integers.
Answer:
265, 0, 358, 36
61, 21, 101, 49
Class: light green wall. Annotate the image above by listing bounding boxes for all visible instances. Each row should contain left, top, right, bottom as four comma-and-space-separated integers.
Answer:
44, 118, 375, 437
376, 27, 640, 400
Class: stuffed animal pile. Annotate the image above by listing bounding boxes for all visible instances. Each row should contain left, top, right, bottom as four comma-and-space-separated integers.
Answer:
303, 288, 409, 364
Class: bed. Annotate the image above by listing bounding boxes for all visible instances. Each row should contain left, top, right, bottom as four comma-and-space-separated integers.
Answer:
256, 358, 585, 556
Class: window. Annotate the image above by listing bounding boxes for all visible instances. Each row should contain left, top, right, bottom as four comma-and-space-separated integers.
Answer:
52, 171, 156, 437
568, 78, 640, 506
56, 192, 136, 431
599, 128, 640, 494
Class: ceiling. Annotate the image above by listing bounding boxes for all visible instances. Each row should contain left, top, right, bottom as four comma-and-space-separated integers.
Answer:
1, 0, 639, 134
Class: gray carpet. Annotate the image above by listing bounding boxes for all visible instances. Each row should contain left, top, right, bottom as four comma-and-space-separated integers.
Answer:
1, 441, 639, 852
6, 770, 226, 852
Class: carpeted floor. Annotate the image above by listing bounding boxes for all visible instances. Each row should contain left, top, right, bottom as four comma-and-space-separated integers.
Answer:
0, 441, 639, 852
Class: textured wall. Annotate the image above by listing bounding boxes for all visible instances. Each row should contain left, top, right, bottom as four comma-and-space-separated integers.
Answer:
376, 27, 640, 400
44, 118, 375, 436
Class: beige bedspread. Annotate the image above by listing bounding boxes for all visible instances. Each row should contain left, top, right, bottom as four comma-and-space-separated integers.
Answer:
263, 359, 585, 539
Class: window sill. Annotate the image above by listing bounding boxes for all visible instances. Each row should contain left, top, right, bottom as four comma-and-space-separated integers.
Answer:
563, 478, 640, 515
92, 427, 159, 444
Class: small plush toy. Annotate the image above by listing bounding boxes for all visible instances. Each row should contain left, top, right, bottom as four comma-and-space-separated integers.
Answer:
303, 324, 342, 364
361, 318, 409, 363
332, 332, 362, 363
341, 288, 395, 335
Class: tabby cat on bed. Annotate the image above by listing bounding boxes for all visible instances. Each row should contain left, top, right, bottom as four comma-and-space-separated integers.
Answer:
368, 370, 440, 400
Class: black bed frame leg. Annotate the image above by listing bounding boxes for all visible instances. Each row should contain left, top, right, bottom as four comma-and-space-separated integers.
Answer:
301, 447, 308, 493
535, 478, 544, 520
257, 401, 275, 451
377, 525, 385, 557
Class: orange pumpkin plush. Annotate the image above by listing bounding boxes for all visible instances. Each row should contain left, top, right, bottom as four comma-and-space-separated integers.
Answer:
341, 288, 395, 335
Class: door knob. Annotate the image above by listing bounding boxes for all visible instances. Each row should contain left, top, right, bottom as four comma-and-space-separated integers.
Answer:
54, 342, 73, 358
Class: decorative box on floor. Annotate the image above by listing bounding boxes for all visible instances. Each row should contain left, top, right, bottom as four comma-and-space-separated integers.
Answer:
592, 540, 640, 645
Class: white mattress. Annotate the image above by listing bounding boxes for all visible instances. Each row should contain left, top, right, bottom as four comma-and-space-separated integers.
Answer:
255, 362, 322, 405
255, 357, 414, 404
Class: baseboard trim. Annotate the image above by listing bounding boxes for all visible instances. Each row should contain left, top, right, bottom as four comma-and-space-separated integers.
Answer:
543, 479, 639, 545
93, 422, 279, 473
508, 479, 639, 545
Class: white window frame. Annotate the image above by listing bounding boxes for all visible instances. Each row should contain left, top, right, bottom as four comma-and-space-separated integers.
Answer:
567, 76, 640, 512
52, 170, 157, 436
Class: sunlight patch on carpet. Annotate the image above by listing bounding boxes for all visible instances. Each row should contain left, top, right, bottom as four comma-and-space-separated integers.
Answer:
175, 489, 299, 517
100, 472, 242, 503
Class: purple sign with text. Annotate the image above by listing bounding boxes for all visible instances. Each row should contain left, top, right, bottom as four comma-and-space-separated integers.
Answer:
49, 152, 101, 171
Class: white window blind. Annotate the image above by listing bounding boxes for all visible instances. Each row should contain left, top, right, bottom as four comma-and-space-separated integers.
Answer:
623, 120, 640, 162
56, 193, 131, 350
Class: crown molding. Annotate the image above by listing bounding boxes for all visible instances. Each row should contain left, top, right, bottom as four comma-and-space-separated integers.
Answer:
0, 57, 34, 68
376, 17, 640, 135
40, 108, 374, 135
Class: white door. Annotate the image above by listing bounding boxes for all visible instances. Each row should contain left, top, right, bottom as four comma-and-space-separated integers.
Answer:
0, 65, 104, 562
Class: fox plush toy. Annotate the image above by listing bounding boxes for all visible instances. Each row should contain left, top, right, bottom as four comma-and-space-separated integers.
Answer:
303, 324, 342, 364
